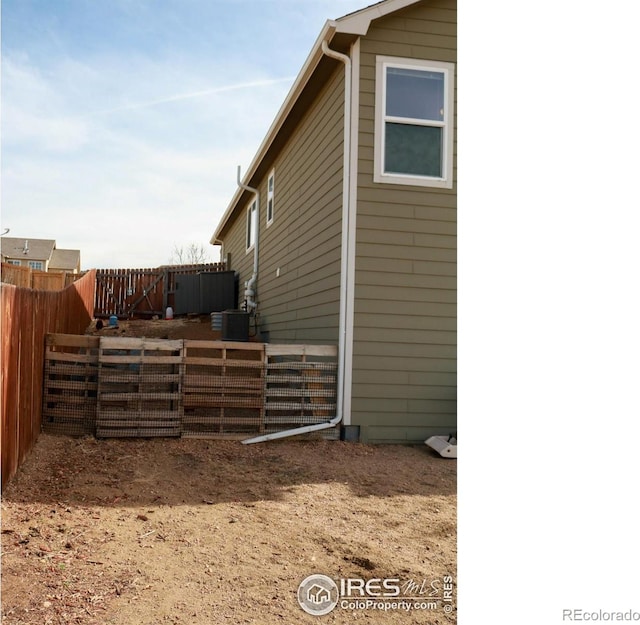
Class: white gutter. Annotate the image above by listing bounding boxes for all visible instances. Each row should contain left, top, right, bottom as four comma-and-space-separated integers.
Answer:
237, 165, 259, 311
242, 40, 353, 444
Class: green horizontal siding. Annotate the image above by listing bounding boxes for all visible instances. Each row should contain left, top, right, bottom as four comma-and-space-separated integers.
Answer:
223, 67, 345, 345
352, 0, 457, 443
361, 424, 455, 445
221, 0, 457, 443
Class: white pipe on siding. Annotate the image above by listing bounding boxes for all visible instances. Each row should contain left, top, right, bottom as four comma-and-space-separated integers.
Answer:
242, 40, 353, 444
237, 165, 259, 311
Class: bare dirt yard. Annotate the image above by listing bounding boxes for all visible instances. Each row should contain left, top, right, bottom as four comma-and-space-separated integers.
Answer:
2, 436, 456, 624
3, 318, 456, 623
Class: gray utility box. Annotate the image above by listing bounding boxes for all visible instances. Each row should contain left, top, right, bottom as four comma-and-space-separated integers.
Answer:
174, 271, 237, 315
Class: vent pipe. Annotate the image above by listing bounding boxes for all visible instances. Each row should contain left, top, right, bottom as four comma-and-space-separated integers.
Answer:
237, 166, 259, 312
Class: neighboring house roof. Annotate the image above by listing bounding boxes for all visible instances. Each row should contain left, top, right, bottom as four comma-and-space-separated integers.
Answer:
211, 0, 423, 244
1, 237, 81, 271
0, 237, 56, 262
49, 248, 81, 271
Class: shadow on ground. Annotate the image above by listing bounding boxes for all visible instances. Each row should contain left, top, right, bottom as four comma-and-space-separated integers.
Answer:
2, 434, 456, 509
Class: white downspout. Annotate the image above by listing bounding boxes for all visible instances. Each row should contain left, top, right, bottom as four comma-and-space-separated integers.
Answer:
238, 165, 259, 312
242, 40, 352, 444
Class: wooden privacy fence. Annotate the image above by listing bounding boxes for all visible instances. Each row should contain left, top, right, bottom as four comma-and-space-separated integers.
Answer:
1, 263, 75, 290
1, 270, 96, 491
94, 262, 225, 319
42, 334, 338, 440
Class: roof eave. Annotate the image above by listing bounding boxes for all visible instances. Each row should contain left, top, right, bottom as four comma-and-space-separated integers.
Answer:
335, 0, 422, 35
210, 0, 424, 245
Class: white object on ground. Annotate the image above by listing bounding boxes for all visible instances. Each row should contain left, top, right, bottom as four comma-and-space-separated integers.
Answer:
425, 435, 457, 458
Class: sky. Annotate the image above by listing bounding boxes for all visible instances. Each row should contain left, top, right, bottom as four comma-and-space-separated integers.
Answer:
1, 0, 368, 269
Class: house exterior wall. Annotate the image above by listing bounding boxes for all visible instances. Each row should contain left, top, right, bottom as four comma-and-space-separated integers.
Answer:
216, 0, 457, 443
223, 68, 346, 344
2, 256, 49, 269
48, 266, 78, 275
352, 0, 457, 443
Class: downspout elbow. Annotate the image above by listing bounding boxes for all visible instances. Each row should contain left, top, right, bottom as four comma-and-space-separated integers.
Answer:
237, 164, 258, 197
321, 40, 350, 67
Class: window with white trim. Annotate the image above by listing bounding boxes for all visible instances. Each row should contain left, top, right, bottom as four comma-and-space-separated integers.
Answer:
246, 199, 257, 252
28, 260, 44, 270
374, 56, 454, 188
7, 259, 21, 266
266, 170, 275, 226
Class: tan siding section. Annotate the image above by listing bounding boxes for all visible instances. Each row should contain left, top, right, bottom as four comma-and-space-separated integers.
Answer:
224, 68, 345, 344
352, 0, 457, 443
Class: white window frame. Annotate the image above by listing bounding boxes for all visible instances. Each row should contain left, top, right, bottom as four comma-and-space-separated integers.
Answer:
374, 56, 454, 189
246, 199, 257, 253
266, 169, 275, 227
7, 259, 22, 266
28, 260, 44, 270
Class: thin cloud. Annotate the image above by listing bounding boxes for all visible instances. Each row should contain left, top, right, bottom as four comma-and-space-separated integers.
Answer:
2, 0, 368, 269
86, 75, 296, 117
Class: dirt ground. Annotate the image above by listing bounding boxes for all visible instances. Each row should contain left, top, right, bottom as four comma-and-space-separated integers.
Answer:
3, 317, 457, 623
85, 316, 237, 341
1, 435, 456, 624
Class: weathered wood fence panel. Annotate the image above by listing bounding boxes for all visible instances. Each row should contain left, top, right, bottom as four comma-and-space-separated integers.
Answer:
96, 338, 183, 438
182, 341, 265, 438
264, 345, 339, 434
40, 336, 338, 441
1, 270, 96, 490
94, 263, 225, 319
42, 335, 99, 436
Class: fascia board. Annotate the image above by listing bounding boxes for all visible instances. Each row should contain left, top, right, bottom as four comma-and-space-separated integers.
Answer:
210, 0, 424, 245
335, 0, 421, 35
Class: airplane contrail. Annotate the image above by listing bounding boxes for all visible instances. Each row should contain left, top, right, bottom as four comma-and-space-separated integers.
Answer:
87, 76, 295, 117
